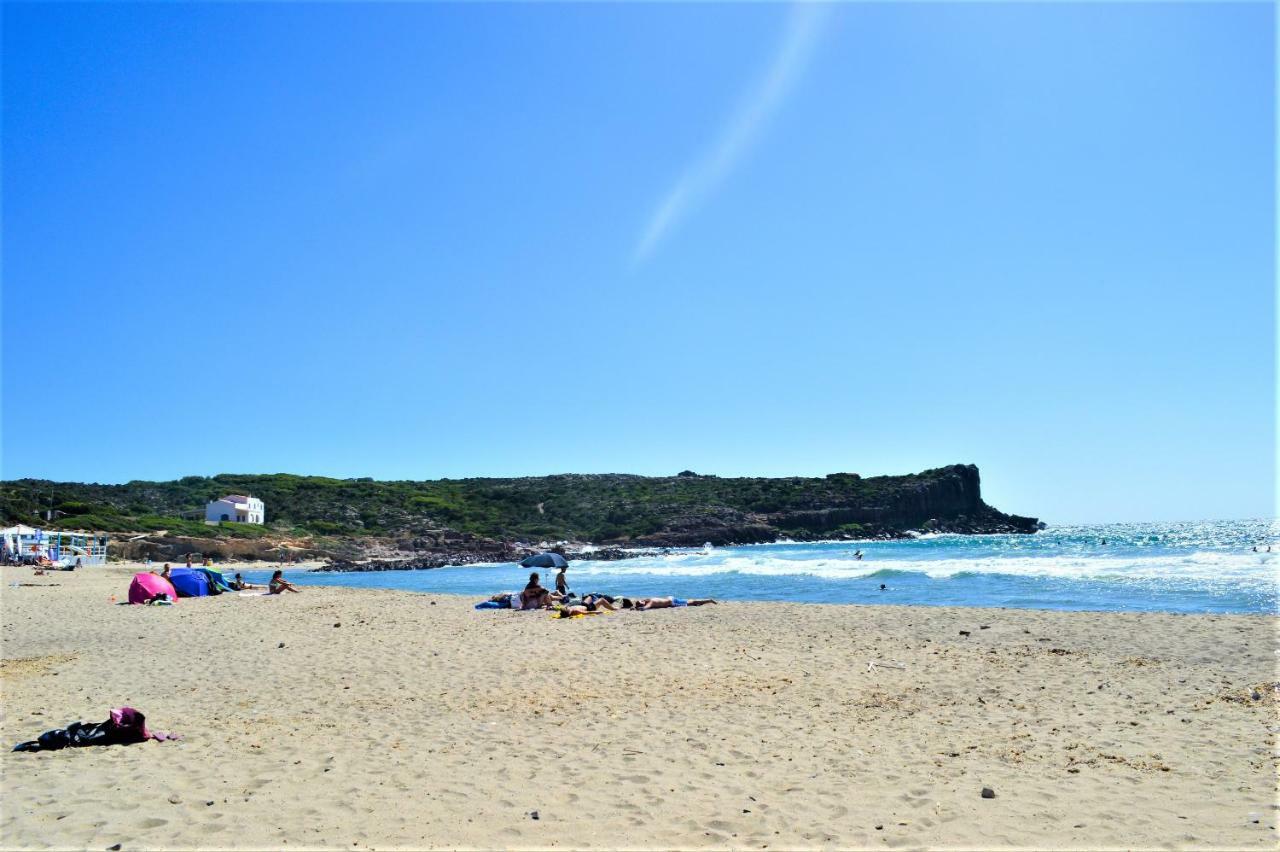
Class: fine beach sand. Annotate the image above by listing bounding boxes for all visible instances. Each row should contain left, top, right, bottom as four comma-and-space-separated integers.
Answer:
1, 565, 1276, 850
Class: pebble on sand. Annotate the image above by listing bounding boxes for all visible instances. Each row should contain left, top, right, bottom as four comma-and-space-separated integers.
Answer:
981, 787, 996, 799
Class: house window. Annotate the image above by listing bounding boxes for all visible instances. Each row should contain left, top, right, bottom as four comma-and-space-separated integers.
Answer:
221, 514, 230, 522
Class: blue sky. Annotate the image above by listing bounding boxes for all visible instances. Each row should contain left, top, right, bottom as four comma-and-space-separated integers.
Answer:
2, 2, 1274, 524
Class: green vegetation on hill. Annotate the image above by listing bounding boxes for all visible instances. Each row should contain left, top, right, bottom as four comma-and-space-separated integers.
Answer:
0, 466, 1034, 544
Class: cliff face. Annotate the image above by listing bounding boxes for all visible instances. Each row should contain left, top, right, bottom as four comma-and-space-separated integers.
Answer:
630, 464, 1037, 546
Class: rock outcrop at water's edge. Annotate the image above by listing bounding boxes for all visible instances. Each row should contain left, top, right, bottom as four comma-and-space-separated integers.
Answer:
2, 463, 1037, 571
630, 464, 1037, 547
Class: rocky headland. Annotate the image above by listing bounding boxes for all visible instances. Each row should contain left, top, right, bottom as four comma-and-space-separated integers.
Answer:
2, 463, 1038, 571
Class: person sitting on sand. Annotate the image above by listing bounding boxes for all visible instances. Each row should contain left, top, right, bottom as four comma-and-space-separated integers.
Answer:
520, 572, 557, 609
622, 596, 717, 610
154, 563, 171, 581
268, 570, 301, 594
228, 572, 258, 591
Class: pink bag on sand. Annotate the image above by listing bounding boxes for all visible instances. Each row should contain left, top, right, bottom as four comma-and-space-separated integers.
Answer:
109, 707, 180, 742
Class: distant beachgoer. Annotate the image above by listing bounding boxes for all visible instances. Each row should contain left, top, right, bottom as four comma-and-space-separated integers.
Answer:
157, 564, 171, 581
1101, 539, 1107, 545
185, 556, 193, 569
555, 565, 569, 596
268, 570, 300, 594
879, 583, 887, 591
854, 549, 864, 561
623, 596, 716, 610
73, 557, 83, 571
203, 557, 213, 567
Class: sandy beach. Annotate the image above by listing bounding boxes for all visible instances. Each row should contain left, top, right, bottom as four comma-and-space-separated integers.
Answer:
1, 564, 1275, 850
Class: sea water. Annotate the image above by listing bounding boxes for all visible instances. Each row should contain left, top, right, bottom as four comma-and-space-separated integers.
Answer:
248, 519, 1278, 615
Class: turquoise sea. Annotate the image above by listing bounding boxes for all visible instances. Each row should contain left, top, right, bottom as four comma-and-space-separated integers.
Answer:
248, 520, 1278, 615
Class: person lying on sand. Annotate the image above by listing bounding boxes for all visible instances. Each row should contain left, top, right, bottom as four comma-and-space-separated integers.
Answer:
622, 596, 717, 610
559, 595, 617, 614
268, 570, 301, 594
555, 603, 608, 618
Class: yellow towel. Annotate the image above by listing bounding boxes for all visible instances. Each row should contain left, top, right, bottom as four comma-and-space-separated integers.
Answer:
549, 608, 612, 620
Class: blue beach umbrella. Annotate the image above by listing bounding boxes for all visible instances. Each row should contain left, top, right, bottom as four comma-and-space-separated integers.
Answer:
520, 552, 568, 570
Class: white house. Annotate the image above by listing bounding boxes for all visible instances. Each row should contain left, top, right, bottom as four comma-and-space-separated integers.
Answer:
205, 495, 265, 525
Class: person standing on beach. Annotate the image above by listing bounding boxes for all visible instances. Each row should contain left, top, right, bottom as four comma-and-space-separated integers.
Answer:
555, 565, 569, 597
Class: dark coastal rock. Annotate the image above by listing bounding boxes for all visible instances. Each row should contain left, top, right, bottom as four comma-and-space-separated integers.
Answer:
981, 787, 996, 799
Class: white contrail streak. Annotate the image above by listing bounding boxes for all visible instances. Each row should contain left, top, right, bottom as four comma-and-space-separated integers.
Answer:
632, 3, 829, 265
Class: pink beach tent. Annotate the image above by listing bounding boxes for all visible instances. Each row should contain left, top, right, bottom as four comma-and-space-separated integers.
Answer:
127, 572, 178, 605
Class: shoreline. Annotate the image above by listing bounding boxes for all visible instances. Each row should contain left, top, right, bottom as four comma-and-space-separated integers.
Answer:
53, 558, 1277, 617
3, 564, 1276, 849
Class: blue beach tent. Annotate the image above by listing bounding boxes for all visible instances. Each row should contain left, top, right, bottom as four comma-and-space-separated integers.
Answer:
168, 568, 210, 598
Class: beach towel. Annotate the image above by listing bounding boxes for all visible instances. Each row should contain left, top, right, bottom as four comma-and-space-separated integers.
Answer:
550, 608, 613, 620
127, 572, 178, 605
12, 707, 180, 752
